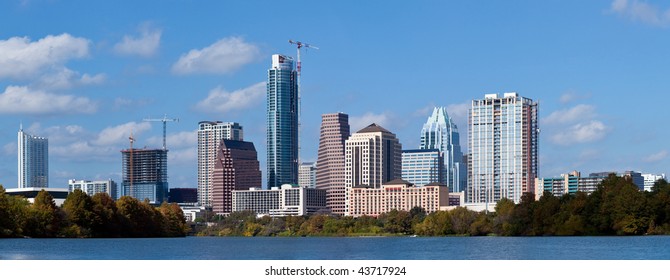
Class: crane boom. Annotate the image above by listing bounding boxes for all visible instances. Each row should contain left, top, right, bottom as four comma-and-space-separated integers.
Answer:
288, 39, 318, 169
143, 114, 179, 150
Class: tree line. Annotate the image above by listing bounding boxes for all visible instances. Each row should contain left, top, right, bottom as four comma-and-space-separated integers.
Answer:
197, 175, 670, 237
0, 186, 189, 238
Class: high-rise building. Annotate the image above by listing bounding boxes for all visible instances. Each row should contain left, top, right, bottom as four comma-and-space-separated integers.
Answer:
212, 139, 262, 215
18, 127, 48, 189
420, 107, 465, 192
267, 54, 299, 189
121, 148, 168, 204
68, 179, 118, 199
468, 93, 538, 206
643, 173, 666, 192
401, 149, 444, 187
315, 112, 350, 215
345, 123, 402, 212
197, 121, 243, 207
298, 162, 316, 188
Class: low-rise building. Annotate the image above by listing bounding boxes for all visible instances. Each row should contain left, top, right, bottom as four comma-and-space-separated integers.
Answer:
5, 187, 69, 206
346, 179, 449, 217
535, 171, 615, 199
232, 184, 326, 217
68, 179, 118, 199
643, 173, 666, 192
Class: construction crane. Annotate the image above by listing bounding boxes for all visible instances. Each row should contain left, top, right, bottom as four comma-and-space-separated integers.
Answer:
143, 114, 179, 150
128, 133, 135, 197
288, 40, 318, 165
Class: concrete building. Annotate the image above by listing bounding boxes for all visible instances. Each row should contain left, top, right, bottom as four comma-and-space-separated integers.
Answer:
267, 54, 299, 188
468, 93, 539, 208
197, 121, 243, 207
534, 171, 609, 199
346, 179, 449, 217
211, 139, 262, 215
420, 107, 465, 192
121, 148, 168, 204
232, 184, 326, 217
315, 112, 350, 215
68, 179, 118, 199
298, 162, 316, 188
5, 187, 69, 207
621, 171, 644, 191
643, 173, 666, 192
18, 126, 48, 189
402, 149, 444, 187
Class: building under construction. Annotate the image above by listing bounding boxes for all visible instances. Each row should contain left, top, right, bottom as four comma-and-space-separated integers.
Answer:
121, 148, 168, 204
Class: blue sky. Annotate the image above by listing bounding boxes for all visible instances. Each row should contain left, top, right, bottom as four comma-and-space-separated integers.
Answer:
1, 0, 669, 189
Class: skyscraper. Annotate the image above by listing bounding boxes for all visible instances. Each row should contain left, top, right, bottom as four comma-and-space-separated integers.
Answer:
121, 148, 168, 204
315, 113, 350, 215
212, 139, 262, 215
267, 54, 298, 188
468, 93, 538, 206
420, 107, 465, 192
345, 123, 402, 189
298, 162, 316, 188
18, 127, 48, 189
401, 149, 444, 187
197, 121, 243, 207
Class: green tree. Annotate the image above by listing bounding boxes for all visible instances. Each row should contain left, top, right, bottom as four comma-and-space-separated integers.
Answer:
25, 190, 62, 237
159, 202, 189, 237
379, 210, 412, 234
91, 193, 120, 237
450, 207, 478, 235
61, 189, 96, 237
0, 185, 29, 237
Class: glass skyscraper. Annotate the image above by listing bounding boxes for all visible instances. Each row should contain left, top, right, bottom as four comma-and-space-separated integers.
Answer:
468, 93, 538, 206
267, 54, 298, 188
419, 107, 465, 192
18, 126, 48, 189
402, 149, 444, 187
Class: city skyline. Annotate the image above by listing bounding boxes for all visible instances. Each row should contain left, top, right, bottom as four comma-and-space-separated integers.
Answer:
1, 1, 670, 190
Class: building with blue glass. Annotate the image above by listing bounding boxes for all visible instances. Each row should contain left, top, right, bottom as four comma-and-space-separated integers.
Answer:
267, 54, 299, 188
18, 126, 48, 189
419, 107, 465, 192
402, 149, 444, 187
121, 148, 168, 204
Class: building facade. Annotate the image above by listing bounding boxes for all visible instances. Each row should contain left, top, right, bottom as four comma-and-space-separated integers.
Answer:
401, 149, 444, 187
298, 162, 316, 188
232, 184, 326, 217
468, 93, 539, 206
18, 127, 48, 189
121, 148, 168, 204
315, 112, 350, 215
621, 171, 644, 191
267, 54, 299, 188
534, 171, 609, 199
345, 123, 402, 189
420, 107, 465, 193
197, 121, 243, 207
169, 188, 198, 204
643, 173, 666, 192
346, 179, 449, 217
211, 139, 262, 215
68, 179, 118, 199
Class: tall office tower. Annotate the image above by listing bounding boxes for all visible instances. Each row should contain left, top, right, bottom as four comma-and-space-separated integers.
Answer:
468, 93, 538, 206
298, 162, 317, 188
267, 54, 298, 188
315, 113, 350, 215
121, 148, 168, 204
420, 107, 465, 193
401, 149, 444, 187
197, 121, 243, 207
212, 139, 262, 215
18, 127, 48, 189
345, 123, 402, 189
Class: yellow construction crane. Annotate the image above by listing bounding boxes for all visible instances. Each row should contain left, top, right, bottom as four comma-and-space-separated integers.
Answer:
143, 114, 179, 150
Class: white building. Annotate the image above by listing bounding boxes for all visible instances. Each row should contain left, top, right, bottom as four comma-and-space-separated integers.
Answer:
68, 179, 118, 199
18, 126, 48, 189
197, 121, 243, 207
5, 187, 69, 207
298, 162, 317, 188
232, 184, 326, 217
643, 173, 666, 192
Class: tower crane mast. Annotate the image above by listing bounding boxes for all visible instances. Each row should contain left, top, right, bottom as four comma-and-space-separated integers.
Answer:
288, 40, 318, 165
143, 114, 179, 150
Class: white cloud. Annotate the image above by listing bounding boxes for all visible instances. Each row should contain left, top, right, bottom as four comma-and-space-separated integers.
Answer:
93, 122, 152, 146
172, 36, 260, 75
350, 112, 392, 132
446, 102, 470, 128
643, 150, 668, 163
148, 130, 196, 149
609, 0, 670, 27
0, 33, 90, 79
114, 23, 162, 57
3, 142, 16, 156
168, 147, 197, 166
559, 91, 591, 104
550, 120, 610, 145
543, 104, 596, 125
35, 68, 106, 90
0, 86, 97, 115
195, 82, 266, 113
